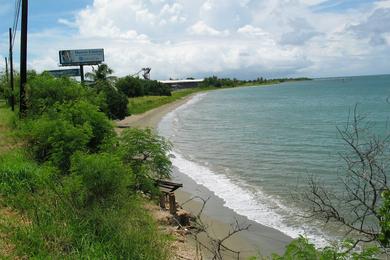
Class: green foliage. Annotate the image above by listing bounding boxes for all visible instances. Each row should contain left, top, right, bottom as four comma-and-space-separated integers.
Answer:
116, 76, 171, 98
272, 236, 380, 260
201, 76, 239, 88
100, 82, 129, 120
0, 151, 170, 259
0, 68, 173, 259
22, 101, 114, 171
0, 150, 55, 207
66, 152, 134, 208
118, 128, 172, 194
85, 63, 116, 83
201, 76, 312, 88
52, 100, 115, 152
379, 190, 390, 247
28, 73, 102, 116
23, 113, 92, 171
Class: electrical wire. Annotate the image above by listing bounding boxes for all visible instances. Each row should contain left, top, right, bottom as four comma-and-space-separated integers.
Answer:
11, 0, 22, 49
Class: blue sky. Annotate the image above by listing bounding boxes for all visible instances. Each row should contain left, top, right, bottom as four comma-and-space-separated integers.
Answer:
0, 0, 389, 79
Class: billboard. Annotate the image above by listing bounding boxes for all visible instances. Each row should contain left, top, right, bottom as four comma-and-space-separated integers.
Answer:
59, 49, 104, 66
45, 69, 81, 77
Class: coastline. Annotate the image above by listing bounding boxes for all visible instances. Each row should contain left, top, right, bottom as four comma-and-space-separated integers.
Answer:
116, 91, 292, 258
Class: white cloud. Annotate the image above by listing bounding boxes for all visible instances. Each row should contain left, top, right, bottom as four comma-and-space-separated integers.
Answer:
188, 21, 229, 36
237, 25, 270, 37
14, 0, 390, 79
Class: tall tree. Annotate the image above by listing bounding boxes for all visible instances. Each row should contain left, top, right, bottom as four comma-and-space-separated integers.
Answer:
85, 63, 116, 84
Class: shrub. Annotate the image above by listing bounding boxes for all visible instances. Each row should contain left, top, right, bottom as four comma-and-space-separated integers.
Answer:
116, 76, 145, 97
52, 100, 115, 152
117, 128, 172, 195
22, 100, 115, 171
116, 76, 171, 98
271, 236, 380, 260
23, 115, 92, 171
27, 73, 102, 116
66, 152, 134, 208
101, 84, 129, 120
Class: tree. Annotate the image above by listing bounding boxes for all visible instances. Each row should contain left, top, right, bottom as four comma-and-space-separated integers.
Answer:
85, 63, 117, 84
117, 128, 172, 195
300, 106, 389, 251
84, 64, 128, 120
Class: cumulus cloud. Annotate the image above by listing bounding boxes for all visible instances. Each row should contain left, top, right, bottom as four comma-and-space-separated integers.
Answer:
16, 0, 390, 79
348, 7, 390, 46
188, 21, 229, 36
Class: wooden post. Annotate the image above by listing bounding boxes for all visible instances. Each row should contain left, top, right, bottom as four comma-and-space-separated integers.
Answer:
159, 193, 166, 209
169, 193, 177, 215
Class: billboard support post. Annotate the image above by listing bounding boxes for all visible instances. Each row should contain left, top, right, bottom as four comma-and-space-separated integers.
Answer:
80, 65, 84, 83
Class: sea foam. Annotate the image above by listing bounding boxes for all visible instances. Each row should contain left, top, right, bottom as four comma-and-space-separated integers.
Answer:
158, 93, 334, 248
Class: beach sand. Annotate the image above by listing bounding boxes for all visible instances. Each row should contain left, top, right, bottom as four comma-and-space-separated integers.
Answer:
116, 94, 292, 258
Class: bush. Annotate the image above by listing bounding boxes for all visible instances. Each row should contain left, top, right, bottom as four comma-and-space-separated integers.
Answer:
66, 152, 134, 208
22, 100, 115, 171
52, 100, 115, 152
118, 128, 172, 195
271, 236, 380, 260
27, 73, 102, 116
23, 115, 92, 171
116, 76, 171, 98
101, 84, 129, 120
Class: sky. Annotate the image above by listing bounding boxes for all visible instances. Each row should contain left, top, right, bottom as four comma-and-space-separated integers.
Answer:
0, 0, 389, 80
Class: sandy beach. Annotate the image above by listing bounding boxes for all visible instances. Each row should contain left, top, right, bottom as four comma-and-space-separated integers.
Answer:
116, 93, 292, 258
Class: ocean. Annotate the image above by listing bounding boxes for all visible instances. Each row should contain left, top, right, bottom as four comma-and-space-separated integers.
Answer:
158, 75, 390, 246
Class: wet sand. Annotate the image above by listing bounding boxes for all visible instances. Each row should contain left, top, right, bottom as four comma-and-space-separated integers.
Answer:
116, 93, 292, 258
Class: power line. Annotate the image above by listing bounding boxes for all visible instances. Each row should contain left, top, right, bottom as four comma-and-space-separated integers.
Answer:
11, 0, 22, 49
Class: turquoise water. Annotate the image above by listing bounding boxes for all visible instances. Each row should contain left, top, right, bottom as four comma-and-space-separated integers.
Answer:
158, 75, 390, 245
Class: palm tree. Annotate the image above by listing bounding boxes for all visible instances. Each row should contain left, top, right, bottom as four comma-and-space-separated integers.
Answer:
85, 63, 117, 84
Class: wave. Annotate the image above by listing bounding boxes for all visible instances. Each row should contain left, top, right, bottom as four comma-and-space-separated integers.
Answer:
158, 93, 336, 248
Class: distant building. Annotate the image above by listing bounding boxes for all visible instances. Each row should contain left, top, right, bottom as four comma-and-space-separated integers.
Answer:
159, 79, 204, 89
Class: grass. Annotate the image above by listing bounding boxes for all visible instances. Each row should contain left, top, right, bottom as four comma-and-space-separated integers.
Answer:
0, 102, 16, 155
128, 87, 217, 115
0, 101, 20, 259
127, 83, 280, 115
0, 100, 172, 259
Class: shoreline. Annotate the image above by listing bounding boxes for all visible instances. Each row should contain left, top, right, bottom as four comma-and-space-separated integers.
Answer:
116, 91, 292, 257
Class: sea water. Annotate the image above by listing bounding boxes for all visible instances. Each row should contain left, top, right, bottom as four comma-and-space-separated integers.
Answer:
158, 75, 390, 246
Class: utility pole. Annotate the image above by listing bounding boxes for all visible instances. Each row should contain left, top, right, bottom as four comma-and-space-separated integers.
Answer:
4, 58, 8, 100
19, 0, 28, 117
4, 58, 8, 82
9, 28, 15, 111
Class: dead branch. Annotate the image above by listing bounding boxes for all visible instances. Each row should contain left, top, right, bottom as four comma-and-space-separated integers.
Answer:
299, 105, 389, 250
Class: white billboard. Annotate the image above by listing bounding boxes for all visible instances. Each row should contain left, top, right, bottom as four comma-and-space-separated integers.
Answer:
59, 49, 104, 66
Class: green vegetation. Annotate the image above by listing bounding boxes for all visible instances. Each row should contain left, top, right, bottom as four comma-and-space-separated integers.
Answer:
116, 75, 171, 98
201, 76, 311, 88
271, 236, 379, 260
1, 67, 387, 259
127, 76, 310, 116
128, 87, 217, 115
0, 72, 172, 259
0, 103, 17, 155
